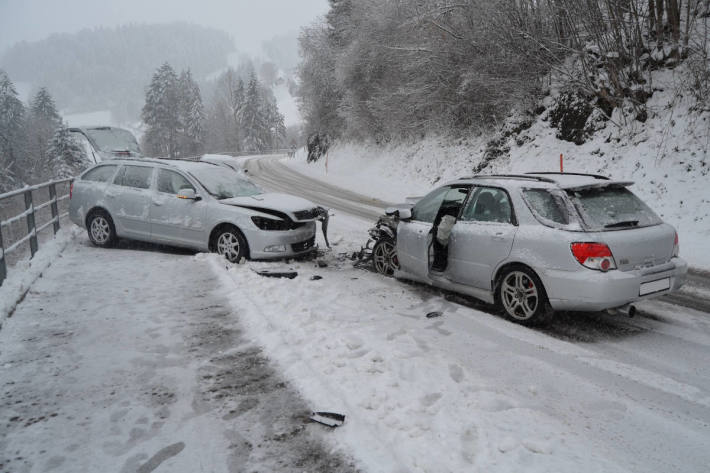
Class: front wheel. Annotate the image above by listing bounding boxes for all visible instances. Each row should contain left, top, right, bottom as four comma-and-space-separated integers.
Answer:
372, 238, 398, 276
214, 227, 247, 263
496, 266, 552, 325
87, 211, 117, 248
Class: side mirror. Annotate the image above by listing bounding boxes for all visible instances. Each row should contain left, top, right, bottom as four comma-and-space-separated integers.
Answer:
397, 208, 412, 220
177, 188, 199, 200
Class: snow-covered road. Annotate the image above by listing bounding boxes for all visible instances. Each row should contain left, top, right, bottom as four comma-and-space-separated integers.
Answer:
0, 237, 357, 473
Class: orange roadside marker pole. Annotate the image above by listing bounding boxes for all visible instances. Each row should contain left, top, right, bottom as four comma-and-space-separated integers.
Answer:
560, 153, 564, 173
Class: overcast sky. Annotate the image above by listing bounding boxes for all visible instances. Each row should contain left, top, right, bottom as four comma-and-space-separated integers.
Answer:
0, 0, 329, 54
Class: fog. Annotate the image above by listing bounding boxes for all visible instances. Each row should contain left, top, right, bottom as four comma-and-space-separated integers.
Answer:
0, 0, 328, 54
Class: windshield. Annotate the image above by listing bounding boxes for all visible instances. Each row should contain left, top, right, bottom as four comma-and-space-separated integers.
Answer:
567, 185, 662, 230
85, 128, 140, 154
185, 165, 262, 199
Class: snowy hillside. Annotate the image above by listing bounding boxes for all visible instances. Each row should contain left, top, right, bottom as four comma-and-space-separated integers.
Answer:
286, 64, 710, 269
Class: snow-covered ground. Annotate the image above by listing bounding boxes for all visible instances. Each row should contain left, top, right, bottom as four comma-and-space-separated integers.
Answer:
0, 227, 80, 326
0, 236, 356, 473
210, 211, 710, 473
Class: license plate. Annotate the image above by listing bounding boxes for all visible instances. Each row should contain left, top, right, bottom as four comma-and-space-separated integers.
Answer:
639, 277, 670, 296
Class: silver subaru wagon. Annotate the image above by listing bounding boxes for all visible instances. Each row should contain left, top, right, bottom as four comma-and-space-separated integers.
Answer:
69, 158, 322, 261
371, 172, 687, 325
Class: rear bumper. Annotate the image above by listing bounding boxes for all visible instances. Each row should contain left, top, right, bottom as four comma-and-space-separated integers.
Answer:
247, 222, 317, 260
542, 257, 688, 311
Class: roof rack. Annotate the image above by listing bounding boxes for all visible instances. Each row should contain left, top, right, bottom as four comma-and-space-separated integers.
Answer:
526, 172, 610, 180
462, 174, 558, 184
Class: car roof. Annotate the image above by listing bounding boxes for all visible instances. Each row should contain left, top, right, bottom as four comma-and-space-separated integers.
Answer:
101, 157, 228, 173
450, 172, 633, 190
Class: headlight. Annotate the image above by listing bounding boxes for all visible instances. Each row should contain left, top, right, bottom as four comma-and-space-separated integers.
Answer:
251, 216, 292, 231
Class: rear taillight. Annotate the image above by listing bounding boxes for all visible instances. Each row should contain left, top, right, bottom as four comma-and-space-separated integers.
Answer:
571, 242, 617, 271
673, 231, 679, 257
69, 181, 73, 199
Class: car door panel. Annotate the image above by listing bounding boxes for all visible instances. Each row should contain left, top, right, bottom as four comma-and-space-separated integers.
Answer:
445, 186, 517, 290
397, 220, 433, 277
150, 169, 206, 246
106, 165, 154, 239
446, 222, 516, 290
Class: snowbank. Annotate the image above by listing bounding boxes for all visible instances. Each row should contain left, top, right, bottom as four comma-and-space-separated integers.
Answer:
0, 227, 79, 325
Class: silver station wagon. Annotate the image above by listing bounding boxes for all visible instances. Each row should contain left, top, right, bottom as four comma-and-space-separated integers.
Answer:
69, 158, 322, 261
371, 172, 687, 324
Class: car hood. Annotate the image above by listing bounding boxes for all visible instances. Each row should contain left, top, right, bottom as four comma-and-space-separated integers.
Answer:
219, 193, 319, 220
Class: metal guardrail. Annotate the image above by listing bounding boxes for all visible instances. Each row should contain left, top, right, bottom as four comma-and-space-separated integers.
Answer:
0, 178, 73, 286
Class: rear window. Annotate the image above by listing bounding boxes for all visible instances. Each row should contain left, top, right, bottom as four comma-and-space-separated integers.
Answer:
567, 186, 661, 230
85, 128, 140, 154
82, 165, 117, 183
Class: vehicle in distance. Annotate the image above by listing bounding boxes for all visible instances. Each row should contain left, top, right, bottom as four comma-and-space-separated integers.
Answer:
69, 158, 322, 261
69, 126, 141, 163
368, 172, 687, 325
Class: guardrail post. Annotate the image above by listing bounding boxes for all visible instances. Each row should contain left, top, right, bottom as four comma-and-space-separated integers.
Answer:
49, 183, 60, 234
0, 224, 6, 286
24, 189, 38, 258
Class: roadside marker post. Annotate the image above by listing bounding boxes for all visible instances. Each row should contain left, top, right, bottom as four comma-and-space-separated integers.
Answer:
560, 153, 564, 173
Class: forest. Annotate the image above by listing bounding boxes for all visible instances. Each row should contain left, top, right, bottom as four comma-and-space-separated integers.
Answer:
298, 0, 710, 143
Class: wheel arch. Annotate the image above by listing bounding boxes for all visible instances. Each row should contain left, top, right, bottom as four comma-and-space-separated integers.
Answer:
208, 222, 250, 259
492, 261, 548, 297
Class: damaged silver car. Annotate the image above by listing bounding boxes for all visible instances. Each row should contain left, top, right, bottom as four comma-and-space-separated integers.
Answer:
363, 173, 687, 325
69, 158, 327, 261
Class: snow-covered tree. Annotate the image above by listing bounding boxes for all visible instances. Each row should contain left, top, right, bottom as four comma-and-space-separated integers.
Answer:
0, 70, 26, 190
46, 125, 87, 178
141, 62, 180, 157
27, 87, 62, 180
177, 69, 205, 157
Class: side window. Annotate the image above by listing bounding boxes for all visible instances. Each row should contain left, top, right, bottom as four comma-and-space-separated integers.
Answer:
114, 165, 153, 189
82, 165, 117, 183
411, 186, 451, 223
157, 169, 195, 195
461, 187, 513, 224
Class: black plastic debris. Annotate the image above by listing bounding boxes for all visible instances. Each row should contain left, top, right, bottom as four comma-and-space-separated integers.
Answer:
310, 275, 323, 281
426, 311, 443, 318
253, 269, 298, 279
310, 411, 345, 428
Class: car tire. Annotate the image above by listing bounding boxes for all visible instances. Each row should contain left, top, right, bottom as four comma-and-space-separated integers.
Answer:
496, 266, 552, 325
372, 238, 398, 276
87, 210, 117, 248
213, 226, 247, 263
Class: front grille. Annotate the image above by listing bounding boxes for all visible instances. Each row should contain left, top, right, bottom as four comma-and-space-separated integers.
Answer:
291, 236, 316, 252
294, 208, 319, 220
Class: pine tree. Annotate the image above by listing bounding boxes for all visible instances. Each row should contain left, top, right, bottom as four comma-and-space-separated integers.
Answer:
47, 125, 87, 178
27, 87, 62, 181
141, 62, 179, 157
177, 69, 205, 157
241, 75, 268, 152
0, 70, 26, 190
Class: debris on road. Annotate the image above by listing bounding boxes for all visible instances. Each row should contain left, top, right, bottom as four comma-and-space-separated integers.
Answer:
253, 269, 298, 279
426, 311, 443, 318
310, 411, 346, 428
310, 275, 323, 281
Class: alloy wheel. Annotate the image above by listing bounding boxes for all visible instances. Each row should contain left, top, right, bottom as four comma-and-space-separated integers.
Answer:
373, 240, 398, 275
217, 232, 241, 262
90, 216, 111, 244
501, 270, 539, 320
